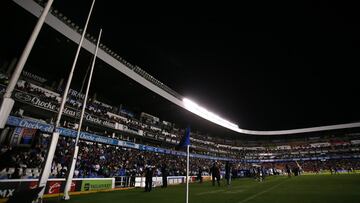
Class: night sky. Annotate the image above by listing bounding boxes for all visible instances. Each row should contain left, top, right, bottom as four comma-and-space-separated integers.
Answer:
1, 0, 360, 137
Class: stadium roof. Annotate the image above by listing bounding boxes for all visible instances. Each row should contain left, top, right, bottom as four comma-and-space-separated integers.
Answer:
1, 0, 360, 138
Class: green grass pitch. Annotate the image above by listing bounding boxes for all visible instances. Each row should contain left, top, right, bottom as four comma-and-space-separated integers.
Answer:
45, 174, 360, 203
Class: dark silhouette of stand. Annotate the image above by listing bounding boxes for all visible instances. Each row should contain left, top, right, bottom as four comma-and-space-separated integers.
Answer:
7, 186, 44, 203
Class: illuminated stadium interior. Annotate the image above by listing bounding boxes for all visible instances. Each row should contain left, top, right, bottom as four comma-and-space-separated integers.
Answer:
0, 0, 359, 202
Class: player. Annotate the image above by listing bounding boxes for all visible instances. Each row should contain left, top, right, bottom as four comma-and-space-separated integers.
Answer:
161, 163, 168, 188
210, 162, 221, 186
144, 161, 154, 192
225, 161, 231, 186
285, 164, 291, 178
197, 166, 203, 183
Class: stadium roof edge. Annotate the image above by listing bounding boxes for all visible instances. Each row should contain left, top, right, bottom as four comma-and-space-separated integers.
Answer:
13, 0, 360, 135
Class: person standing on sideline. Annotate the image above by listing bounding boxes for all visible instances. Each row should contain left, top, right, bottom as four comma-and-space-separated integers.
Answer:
197, 166, 203, 183
161, 163, 168, 188
225, 161, 231, 186
285, 164, 291, 178
130, 168, 136, 187
211, 162, 221, 186
145, 162, 154, 192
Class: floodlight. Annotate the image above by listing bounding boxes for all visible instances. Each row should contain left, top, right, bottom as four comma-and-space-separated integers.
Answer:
182, 98, 239, 131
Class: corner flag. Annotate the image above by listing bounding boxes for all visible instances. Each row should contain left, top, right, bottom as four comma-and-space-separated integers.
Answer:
176, 127, 191, 203
177, 127, 191, 149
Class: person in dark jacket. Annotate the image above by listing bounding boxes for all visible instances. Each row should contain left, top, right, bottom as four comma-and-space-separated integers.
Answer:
130, 169, 136, 187
225, 161, 231, 185
211, 162, 221, 186
285, 164, 291, 178
197, 166, 203, 183
161, 163, 168, 188
144, 163, 154, 192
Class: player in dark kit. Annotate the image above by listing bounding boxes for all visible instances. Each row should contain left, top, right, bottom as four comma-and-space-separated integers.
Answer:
161, 163, 168, 188
130, 169, 136, 187
225, 161, 231, 186
144, 162, 154, 192
197, 166, 203, 183
211, 162, 221, 186
285, 164, 291, 178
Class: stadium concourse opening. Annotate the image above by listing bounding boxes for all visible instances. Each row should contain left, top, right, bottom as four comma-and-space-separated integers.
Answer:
0, 0, 360, 203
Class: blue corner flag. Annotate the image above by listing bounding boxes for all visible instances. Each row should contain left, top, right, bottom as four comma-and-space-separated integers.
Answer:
177, 127, 191, 148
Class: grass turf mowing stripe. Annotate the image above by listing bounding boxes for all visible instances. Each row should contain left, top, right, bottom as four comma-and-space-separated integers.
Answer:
237, 179, 288, 203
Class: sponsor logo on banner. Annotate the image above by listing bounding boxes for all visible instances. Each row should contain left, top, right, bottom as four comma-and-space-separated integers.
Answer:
63, 107, 79, 117
13, 91, 116, 129
0, 180, 82, 199
14, 92, 57, 111
7, 116, 117, 145
45, 181, 76, 194
29, 181, 38, 189
81, 180, 112, 191
22, 71, 47, 83
47, 181, 62, 194
68, 88, 85, 100
14, 92, 32, 102
0, 181, 30, 198
82, 113, 115, 128
124, 142, 136, 149
0, 182, 19, 198
0, 189, 15, 198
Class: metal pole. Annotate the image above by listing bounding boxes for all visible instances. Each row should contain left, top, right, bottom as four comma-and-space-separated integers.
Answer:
0, 0, 54, 128
186, 144, 190, 203
36, 0, 96, 201
63, 28, 102, 200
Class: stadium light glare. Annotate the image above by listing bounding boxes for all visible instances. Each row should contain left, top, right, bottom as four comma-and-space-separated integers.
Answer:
182, 98, 239, 131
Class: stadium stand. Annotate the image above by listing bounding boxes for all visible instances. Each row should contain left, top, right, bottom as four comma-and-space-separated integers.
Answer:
0, 70, 359, 182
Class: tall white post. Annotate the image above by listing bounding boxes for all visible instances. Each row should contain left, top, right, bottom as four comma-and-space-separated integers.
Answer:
63, 28, 102, 200
36, 0, 96, 201
186, 144, 190, 203
0, 0, 54, 128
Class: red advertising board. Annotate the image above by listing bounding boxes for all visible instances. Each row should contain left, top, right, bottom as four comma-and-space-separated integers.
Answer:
0, 179, 81, 199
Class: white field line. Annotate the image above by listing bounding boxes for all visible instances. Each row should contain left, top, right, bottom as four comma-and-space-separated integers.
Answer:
237, 180, 287, 203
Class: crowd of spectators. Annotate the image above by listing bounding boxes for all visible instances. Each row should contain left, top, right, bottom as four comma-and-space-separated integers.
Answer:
0, 134, 218, 179
1, 131, 359, 180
